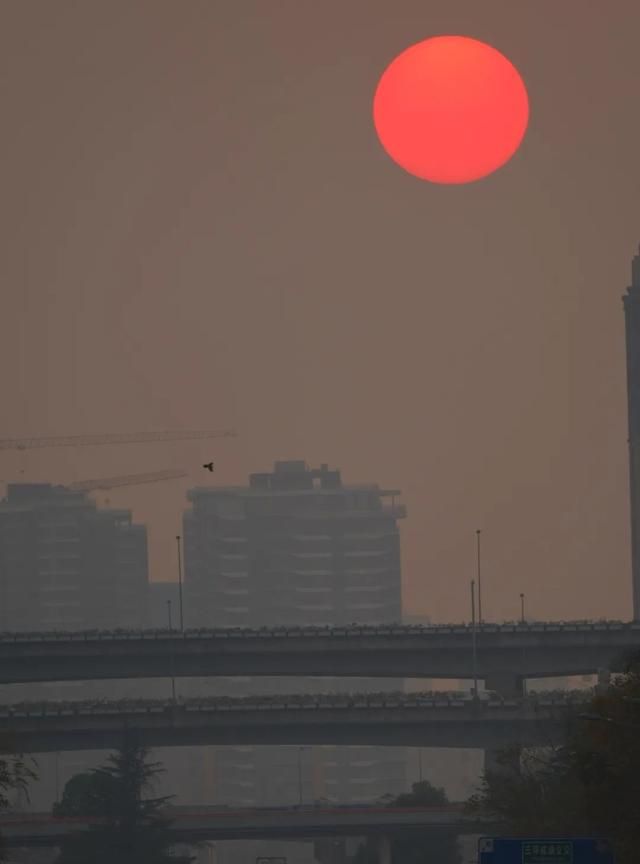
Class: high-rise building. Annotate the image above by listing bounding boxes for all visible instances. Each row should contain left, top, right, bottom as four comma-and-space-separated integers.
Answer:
623, 247, 640, 620
183, 460, 407, 807
184, 460, 404, 629
0, 483, 149, 632
0, 483, 150, 812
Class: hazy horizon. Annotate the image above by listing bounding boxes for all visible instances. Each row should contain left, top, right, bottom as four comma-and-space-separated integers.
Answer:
1, 1, 639, 624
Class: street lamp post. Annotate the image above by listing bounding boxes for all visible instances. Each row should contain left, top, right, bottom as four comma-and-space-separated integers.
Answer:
471, 579, 478, 699
519, 593, 528, 695
476, 529, 482, 626
55, 752, 60, 804
176, 535, 184, 632
167, 600, 176, 703
297, 746, 306, 805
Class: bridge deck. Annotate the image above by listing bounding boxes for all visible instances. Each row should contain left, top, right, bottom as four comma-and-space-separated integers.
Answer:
0, 805, 501, 846
0, 622, 637, 685
0, 692, 587, 753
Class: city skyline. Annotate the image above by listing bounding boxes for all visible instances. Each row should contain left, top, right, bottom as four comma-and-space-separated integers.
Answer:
0, 2, 638, 630
1, 5, 638, 860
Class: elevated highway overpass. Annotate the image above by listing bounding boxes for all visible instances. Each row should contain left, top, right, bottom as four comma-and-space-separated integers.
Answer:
0, 621, 637, 691
0, 805, 499, 847
0, 691, 585, 753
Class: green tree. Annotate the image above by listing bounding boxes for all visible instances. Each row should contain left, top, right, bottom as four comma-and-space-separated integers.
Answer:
468, 652, 640, 864
0, 737, 37, 862
392, 779, 449, 807
53, 769, 117, 818
54, 735, 194, 864
352, 780, 461, 864
467, 745, 587, 835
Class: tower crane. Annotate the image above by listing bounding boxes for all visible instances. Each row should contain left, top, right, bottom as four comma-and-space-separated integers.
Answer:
0, 429, 237, 452
68, 468, 188, 493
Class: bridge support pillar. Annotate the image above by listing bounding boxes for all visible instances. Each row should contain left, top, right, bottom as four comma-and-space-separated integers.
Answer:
314, 838, 348, 864
484, 747, 508, 776
484, 670, 525, 698
484, 744, 523, 782
481, 671, 524, 780
596, 667, 611, 694
375, 834, 392, 864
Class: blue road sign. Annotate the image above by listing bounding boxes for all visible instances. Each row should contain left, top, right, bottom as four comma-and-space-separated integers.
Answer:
478, 837, 614, 863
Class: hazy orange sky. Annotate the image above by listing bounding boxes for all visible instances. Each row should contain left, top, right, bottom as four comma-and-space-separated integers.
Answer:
1, 1, 639, 624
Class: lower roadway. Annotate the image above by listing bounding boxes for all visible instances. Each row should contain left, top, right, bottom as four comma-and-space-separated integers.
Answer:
0, 805, 500, 847
0, 622, 637, 686
0, 692, 586, 753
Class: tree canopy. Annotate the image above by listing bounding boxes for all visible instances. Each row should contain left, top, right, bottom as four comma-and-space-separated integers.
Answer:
468, 652, 640, 864
352, 779, 461, 864
54, 735, 193, 864
0, 736, 37, 862
392, 779, 449, 808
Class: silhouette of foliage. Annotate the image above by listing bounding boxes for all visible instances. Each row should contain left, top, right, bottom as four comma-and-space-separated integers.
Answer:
391, 779, 449, 807
468, 651, 640, 864
54, 734, 193, 864
0, 735, 37, 862
53, 769, 117, 818
352, 779, 461, 864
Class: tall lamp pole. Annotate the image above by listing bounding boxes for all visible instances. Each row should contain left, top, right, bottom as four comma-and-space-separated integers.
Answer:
471, 579, 478, 699
476, 529, 482, 626
298, 747, 309, 805
167, 600, 176, 703
519, 593, 527, 696
176, 535, 184, 632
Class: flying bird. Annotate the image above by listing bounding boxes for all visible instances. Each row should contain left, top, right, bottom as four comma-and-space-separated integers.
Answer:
203, 462, 215, 472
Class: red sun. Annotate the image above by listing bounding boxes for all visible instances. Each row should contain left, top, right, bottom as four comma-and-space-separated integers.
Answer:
373, 35, 529, 184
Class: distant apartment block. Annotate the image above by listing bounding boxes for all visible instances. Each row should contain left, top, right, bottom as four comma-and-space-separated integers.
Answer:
183, 461, 407, 807
0, 483, 150, 812
184, 460, 404, 628
0, 483, 149, 631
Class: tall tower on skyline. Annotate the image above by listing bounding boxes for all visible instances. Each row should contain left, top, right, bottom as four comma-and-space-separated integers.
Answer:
623, 246, 640, 619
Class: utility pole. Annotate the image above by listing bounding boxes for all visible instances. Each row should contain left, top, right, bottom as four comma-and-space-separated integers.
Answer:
167, 600, 176, 703
519, 593, 527, 696
55, 752, 60, 804
471, 579, 478, 699
476, 529, 482, 626
297, 747, 304, 805
176, 535, 184, 631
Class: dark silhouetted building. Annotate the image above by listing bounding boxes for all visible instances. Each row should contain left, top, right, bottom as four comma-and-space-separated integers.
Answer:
184, 460, 404, 629
0, 483, 148, 631
624, 247, 640, 619
0, 483, 150, 813
183, 461, 407, 808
